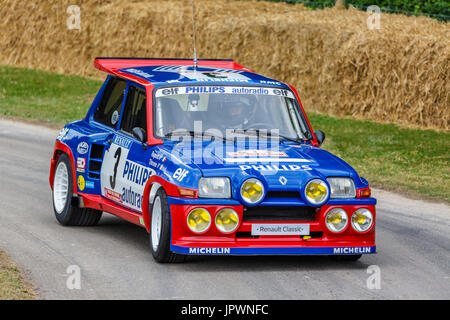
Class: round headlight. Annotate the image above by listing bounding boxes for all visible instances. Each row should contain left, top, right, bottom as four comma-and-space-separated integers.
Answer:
351, 208, 373, 232
215, 208, 239, 233
187, 208, 211, 233
325, 208, 348, 233
305, 179, 329, 205
240, 178, 265, 204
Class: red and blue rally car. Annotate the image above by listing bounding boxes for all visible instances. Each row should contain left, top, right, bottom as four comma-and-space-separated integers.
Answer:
49, 58, 375, 263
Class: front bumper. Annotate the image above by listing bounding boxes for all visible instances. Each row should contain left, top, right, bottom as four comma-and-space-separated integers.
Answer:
171, 243, 376, 255
168, 197, 376, 256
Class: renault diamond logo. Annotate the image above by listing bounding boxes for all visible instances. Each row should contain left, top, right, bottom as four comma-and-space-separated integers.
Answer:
279, 176, 287, 185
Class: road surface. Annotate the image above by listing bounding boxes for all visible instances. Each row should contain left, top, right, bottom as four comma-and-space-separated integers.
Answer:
0, 119, 449, 299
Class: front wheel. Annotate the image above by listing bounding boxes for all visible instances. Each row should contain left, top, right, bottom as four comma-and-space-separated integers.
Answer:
149, 188, 185, 263
52, 153, 102, 226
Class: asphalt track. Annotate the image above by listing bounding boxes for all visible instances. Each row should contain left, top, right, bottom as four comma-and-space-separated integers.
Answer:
0, 119, 449, 299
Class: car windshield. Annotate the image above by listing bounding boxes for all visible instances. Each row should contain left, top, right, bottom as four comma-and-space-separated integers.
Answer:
154, 86, 311, 141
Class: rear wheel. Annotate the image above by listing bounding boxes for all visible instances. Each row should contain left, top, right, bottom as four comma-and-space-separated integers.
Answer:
52, 153, 102, 226
149, 188, 185, 263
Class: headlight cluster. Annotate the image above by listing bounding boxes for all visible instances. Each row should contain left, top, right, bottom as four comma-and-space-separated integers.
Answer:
327, 178, 356, 198
351, 208, 373, 232
187, 208, 211, 233
325, 207, 373, 233
198, 177, 231, 198
215, 208, 239, 233
187, 208, 239, 234
304, 179, 329, 205
325, 208, 348, 232
240, 178, 265, 204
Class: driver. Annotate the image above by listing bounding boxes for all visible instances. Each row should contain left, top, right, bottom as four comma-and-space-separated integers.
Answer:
219, 95, 254, 129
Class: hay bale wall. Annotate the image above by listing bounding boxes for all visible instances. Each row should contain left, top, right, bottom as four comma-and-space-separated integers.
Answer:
0, 0, 448, 130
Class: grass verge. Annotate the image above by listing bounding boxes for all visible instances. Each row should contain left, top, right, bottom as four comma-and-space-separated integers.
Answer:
310, 113, 449, 202
1, 65, 449, 202
0, 65, 101, 128
0, 250, 36, 299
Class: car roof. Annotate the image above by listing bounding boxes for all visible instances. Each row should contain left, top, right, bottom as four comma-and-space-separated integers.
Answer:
94, 57, 288, 88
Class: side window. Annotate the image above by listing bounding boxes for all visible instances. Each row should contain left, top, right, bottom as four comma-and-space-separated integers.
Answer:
120, 85, 147, 137
93, 78, 127, 128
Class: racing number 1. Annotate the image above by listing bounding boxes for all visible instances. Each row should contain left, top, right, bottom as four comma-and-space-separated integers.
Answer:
110, 147, 121, 189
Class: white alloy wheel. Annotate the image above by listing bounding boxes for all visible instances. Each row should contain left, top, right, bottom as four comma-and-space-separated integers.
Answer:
53, 161, 69, 214
151, 196, 163, 251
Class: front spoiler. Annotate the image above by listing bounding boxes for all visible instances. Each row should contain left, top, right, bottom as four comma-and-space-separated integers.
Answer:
171, 244, 376, 256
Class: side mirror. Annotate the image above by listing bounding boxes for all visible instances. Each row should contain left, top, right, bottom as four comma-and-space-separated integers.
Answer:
132, 127, 148, 150
315, 130, 325, 146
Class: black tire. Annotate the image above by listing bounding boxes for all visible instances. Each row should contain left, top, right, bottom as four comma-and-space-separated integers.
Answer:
149, 188, 185, 263
330, 254, 362, 262
52, 153, 102, 226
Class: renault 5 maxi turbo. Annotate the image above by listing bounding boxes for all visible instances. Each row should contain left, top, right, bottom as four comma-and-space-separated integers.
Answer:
49, 57, 376, 263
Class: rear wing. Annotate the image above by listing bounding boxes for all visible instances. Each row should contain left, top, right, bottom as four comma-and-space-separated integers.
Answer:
94, 57, 253, 83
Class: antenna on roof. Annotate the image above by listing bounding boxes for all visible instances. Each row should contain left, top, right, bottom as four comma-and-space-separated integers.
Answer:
190, 0, 198, 69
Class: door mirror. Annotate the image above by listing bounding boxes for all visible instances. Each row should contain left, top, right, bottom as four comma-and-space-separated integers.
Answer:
315, 130, 325, 146
132, 127, 148, 150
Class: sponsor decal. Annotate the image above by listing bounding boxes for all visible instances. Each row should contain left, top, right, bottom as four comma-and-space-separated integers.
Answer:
333, 247, 373, 254
151, 150, 166, 161
155, 86, 295, 99
279, 176, 287, 185
186, 86, 225, 94
123, 160, 152, 186
111, 110, 119, 125
227, 150, 288, 158
173, 168, 189, 182
152, 66, 249, 83
240, 164, 312, 171
230, 87, 269, 95
272, 88, 293, 98
188, 247, 231, 255
121, 186, 143, 208
76, 157, 86, 173
123, 68, 154, 78
77, 175, 85, 191
101, 142, 155, 212
158, 87, 180, 96
260, 80, 282, 85
77, 142, 89, 155
85, 180, 95, 189
104, 187, 122, 202
113, 135, 132, 149
56, 127, 69, 141
139, 216, 145, 226
251, 223, 309, 236
150, 151, 167, 170
149, 159, 158, 168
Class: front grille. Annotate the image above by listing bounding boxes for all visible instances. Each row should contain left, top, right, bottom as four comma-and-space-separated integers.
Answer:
266, 191, 301, 198
243, 206, 316, 222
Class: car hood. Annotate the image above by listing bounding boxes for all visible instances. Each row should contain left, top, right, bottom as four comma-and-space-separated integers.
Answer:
159, 140, 365, 191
